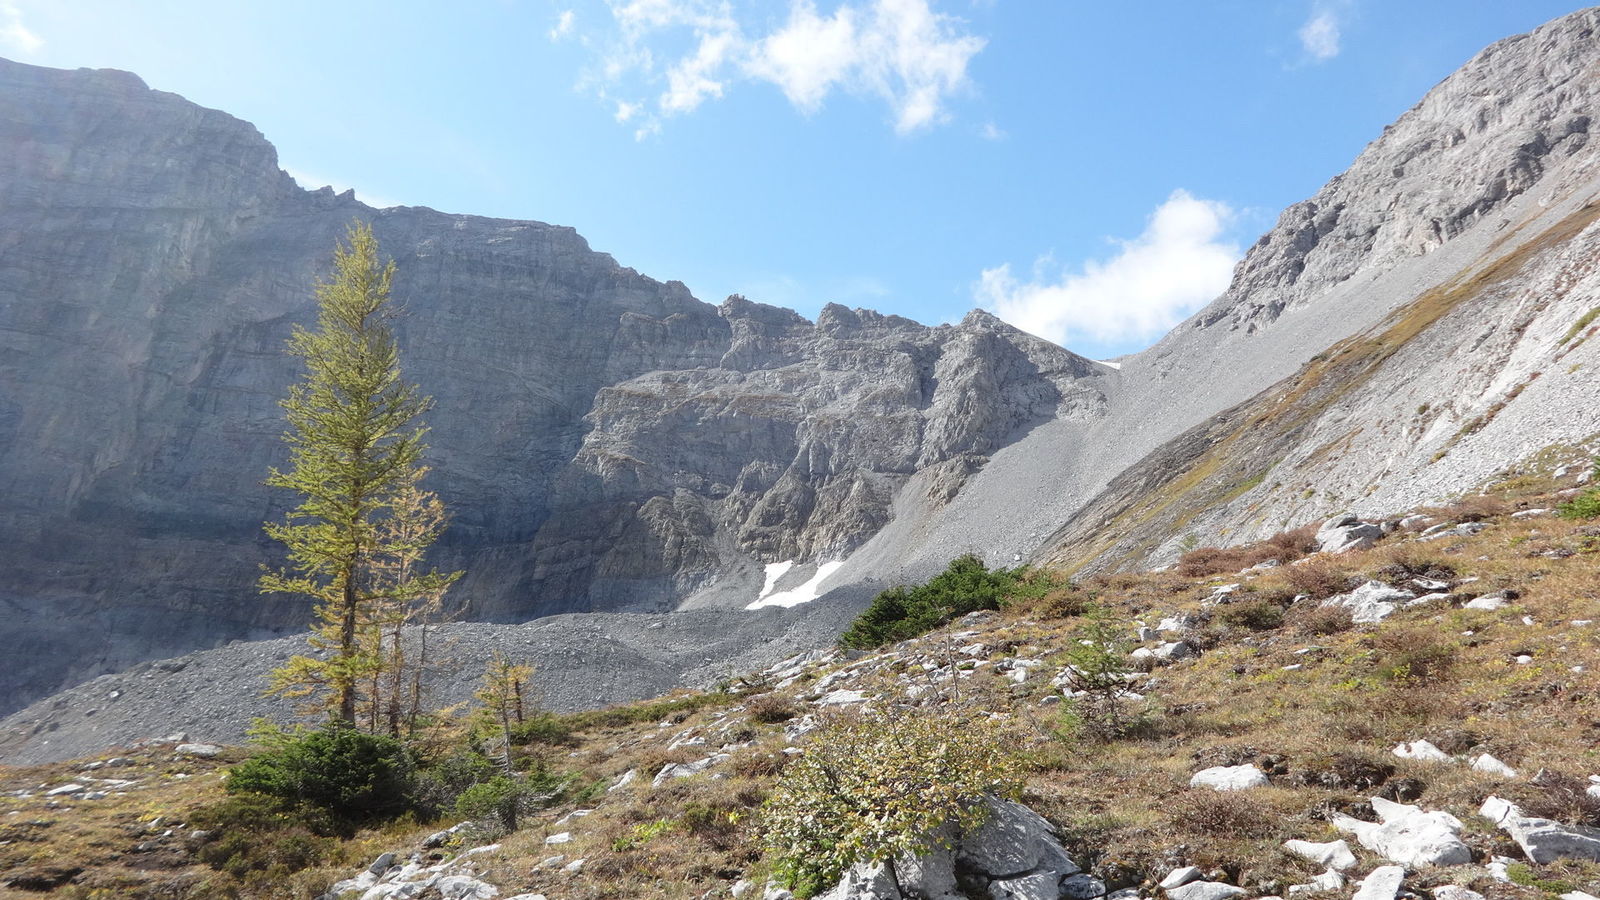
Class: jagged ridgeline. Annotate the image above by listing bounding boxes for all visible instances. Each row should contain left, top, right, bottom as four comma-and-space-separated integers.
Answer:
6, 5, 1600, 755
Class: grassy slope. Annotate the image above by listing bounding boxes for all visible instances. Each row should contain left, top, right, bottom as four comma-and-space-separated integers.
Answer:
8, 479, 1600, 899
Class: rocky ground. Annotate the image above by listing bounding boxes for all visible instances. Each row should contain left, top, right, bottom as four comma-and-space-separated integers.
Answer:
9, 475, 1600, 899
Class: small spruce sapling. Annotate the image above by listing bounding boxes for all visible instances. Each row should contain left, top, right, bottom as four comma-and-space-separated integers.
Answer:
1059, 604, 1137, 740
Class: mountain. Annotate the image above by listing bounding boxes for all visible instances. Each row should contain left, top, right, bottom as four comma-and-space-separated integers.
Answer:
6, 6, 1600, 740
0, 57, 1102, 715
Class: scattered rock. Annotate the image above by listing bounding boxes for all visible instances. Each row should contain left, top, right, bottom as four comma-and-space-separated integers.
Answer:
1471, 754, 1517, 778
1481, 795, 1600, 864
1282, 839, 1357, 871
1160, 867, 1204, 889
652, 753, 731, 786
1287, 869, 1345, 895
1352, 865, 1406, 900
1392, 740, 1450, 763
1165, 882, 1247, 900
1189, 765, 1269, 791
174, 742, 222, 758
1331, 797, 1471, 867
1324, 581, 1417, 624
1317, 515, 1385, 554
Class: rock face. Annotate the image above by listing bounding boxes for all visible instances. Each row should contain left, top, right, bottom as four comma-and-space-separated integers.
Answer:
0, 57, 1105, 713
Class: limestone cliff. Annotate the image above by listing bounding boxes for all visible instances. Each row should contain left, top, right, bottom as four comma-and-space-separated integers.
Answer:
0, 58, 1102, 712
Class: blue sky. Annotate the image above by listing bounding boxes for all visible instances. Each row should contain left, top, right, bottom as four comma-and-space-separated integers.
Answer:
1, 1, 1587, 359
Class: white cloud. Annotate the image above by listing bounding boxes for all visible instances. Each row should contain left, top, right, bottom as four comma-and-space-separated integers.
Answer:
614, 99, 640, 122
1297, 5, 1343, 62
0, 1, 42, 55
975, 190, 1240, 349
979, 121, 1005, 141
550, 9, 576, 41
586, 0, 985, 136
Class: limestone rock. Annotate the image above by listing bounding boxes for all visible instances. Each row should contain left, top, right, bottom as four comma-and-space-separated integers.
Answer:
1481, 795, 1600, 864
1282, 839, 1357, 871
1324, 582, 1417, 624
1352, 866, 1406, 900
1165, 882, 1246, 900
1393, 740, 1451, 762
1317, 516, 1384, 553
1189, 765, 1269, 791
1332, 797, 1471, 867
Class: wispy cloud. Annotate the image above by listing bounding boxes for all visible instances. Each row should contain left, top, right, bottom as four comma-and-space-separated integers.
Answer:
975, 190, 1240, 350
0, 1, 42, 55
578, 0, 986, 137
550, 9, 576, 41
1297, 2, 1347, 62
979, 121, 1006, 141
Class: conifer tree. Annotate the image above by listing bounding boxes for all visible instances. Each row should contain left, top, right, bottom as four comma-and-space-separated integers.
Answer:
261, 221, 460, 725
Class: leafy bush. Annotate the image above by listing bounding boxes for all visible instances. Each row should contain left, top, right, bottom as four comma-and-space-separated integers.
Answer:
453, 765, 572, 834
763, 710, 1020, 897
226, 725, 415, 822
190, 793, 339, 877
413, 747, 500, 817
839, 555, 1023, 650
1169, 790, 1275, 840
1561, 489, 1600, 520
509, 711, 576, 747
1372, 627, 1456, 684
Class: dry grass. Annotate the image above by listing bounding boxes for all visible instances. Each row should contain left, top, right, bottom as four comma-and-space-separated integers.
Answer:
1176, 525, 1321, 577
12, 488, 1600, 898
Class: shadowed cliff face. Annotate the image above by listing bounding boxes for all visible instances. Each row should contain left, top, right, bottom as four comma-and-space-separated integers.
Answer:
0, 58, 1106, 712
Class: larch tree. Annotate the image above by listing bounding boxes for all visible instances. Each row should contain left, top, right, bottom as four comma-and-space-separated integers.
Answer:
261, 221, 461, 727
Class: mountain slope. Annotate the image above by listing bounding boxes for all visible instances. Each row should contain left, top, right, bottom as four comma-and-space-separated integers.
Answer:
845, 5, 1600, 583
0, 58, 1100, 713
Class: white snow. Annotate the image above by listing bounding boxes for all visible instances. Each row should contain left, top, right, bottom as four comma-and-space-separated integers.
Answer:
758, 561, 795, 599
1097, 359, 1123, 370
746, 560, 844, 610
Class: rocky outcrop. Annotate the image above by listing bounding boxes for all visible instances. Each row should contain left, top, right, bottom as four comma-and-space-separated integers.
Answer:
810, 796, 1085, 900
0, 56, 1104, 713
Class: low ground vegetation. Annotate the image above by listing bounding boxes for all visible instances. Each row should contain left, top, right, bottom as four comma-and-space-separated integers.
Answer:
10, 486, 1600, 898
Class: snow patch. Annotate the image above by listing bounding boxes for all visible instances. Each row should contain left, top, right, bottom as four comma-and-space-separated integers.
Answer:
758, 561, 795, 600
1096, 359, 1123, 370
746, 561, 844, 610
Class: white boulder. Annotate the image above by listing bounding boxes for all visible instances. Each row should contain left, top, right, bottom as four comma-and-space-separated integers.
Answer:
1331, 797, 1471, 867
1189, 765, 1269, 791
1282, 838, 1357, 871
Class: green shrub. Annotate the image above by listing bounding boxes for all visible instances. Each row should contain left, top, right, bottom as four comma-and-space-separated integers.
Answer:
509, 711, 576, 747
1561, 488, 1600, 520
1058, 605, 1143, 741
763, 710, 1020, 897
190, 793, 339, 877
413, 748, 500, 817
839, 555, 1023, 649
453, 766, 571, 834
226, 725, 415, 822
